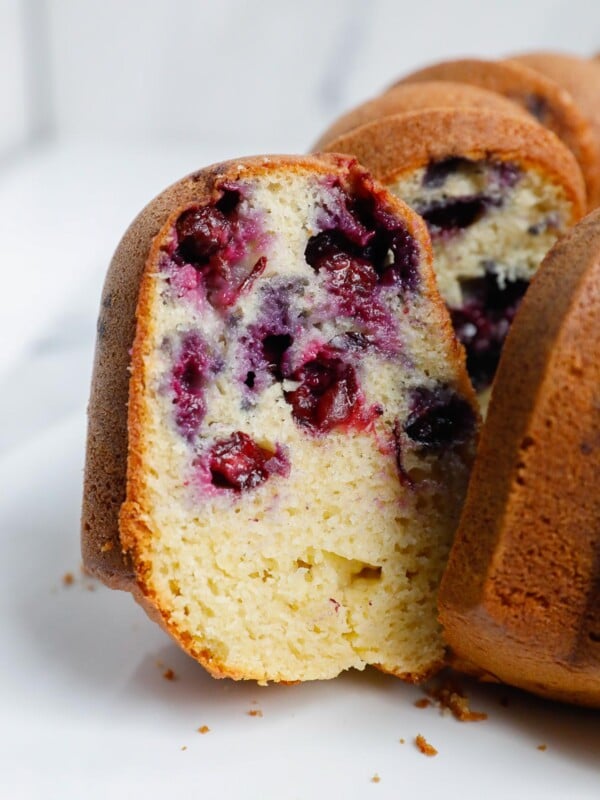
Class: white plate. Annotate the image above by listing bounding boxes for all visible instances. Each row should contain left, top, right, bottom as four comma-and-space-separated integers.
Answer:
1, 413, 598, 800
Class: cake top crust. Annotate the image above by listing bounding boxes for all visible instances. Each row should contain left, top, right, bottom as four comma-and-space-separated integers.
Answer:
313, 80, 529, 150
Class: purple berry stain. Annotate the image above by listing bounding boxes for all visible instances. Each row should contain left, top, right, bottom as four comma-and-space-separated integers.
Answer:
403, 385, 475, 452
170, 187, 268, 310
171, 332, 211, 441
284, 349, 378, 434
208, 431, 289, 492
450, 269, 528, 391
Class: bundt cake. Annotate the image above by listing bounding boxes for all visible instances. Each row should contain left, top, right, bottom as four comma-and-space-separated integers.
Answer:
509, 51, 600, 208
82, 154, 479, 684
439, 207, 600, 708
318, 109, 586, 405
313, 80, 528, 150
396, 58, 599, 208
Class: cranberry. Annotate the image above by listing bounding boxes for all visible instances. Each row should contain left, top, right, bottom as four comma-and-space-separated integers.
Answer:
404, 386, 475, 451
284, 352, 361, 433
171, 333, 210, 440
305, 223, 418, 295
420, 196, 495, 234
450, 270, 528, 390
208, 431, 288, 491
378, 227, 420, 290
176, 206, 232, 265
422, 157, 473, 189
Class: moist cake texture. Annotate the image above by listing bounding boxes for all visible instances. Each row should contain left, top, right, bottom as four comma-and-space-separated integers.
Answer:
319, 110, 585, 401
84, 155, 478, 683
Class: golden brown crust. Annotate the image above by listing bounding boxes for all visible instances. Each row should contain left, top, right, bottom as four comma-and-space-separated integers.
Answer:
439, 207, 600, 708
313, 81, 529, 150
397, 58, 598, 207
82, 153, 353, 590
319, 108, 586, 222
509, 52, 600, 208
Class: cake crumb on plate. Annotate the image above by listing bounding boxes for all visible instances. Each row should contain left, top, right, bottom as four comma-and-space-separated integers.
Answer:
415, 734, 438, 757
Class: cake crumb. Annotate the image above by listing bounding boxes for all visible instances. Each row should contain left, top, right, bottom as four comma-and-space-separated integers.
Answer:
537, 744, 547, 751
371, 774, 381, 783
247, 709, 263, 717
197, 725, 210, 734
424, 679, 487, 722
100, 541, 114, 553
62, 572, 75, 587
399, 738, 405, 744
415, 734, 438, 757
414, 698, 431, 709
163, 668, 177, 681
181, 746, 187, 751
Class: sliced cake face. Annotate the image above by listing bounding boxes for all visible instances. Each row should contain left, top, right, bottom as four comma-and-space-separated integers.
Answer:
389, 156, 573, 394
320, 111, 585, 403
121, 157, 478, 683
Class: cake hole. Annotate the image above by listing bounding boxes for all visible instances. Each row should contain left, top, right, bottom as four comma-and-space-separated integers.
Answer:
169, 579, 181, 597
589, 631, 600, 643
351, 565, 382, 582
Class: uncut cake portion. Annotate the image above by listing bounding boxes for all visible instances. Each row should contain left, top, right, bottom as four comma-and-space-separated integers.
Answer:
82, 154, 478, 683
439, 208, 600, 708
319, 110, 585, 405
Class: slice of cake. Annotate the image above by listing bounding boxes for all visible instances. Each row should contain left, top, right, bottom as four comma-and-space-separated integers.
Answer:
318, 109, 586, 405
395, 57, 599, 208
439, 207, 600, 708
82, 154, 478, 683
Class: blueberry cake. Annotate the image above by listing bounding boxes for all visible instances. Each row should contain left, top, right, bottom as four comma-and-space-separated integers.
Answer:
439, 208, 600, 708
510, 52, 600, 208
397, 58, 599, 208
82, 154, 478, 683
319, 109, 586, 405
313, 80, 528, 150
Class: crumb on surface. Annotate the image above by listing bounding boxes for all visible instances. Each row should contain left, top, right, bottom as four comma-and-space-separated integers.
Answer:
371, 774, 381, 783
198, 725, 210, 734
181, 745, 187, 751
62, 572, 75, 586
414, 698, 431, 709
415, 734, 438, 757
247, 709, 263, 717
163, 668, 177, 681
399, 738, 405, 744
424, 678, 488, 722
537, 744, 547, 751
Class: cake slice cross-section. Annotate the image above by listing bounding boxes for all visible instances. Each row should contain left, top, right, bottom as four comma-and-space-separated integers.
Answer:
83, 154, 478, 683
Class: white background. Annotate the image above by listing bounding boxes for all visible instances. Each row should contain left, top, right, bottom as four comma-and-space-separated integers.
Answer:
1, 2, 599, 797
